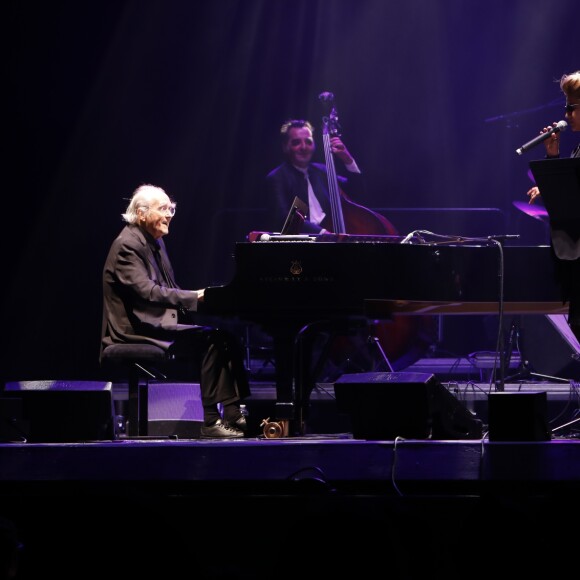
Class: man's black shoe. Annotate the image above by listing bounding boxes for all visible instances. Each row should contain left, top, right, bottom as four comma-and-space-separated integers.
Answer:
226, 415, 247, 432
200, 419, 244, 439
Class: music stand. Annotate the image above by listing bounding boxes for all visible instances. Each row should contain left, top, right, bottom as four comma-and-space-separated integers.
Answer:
529, 158, 580, 225
528, 157, 580, 434
280, 196, 308, 235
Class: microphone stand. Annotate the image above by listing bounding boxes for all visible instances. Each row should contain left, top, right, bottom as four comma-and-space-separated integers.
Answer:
487, 236, 511, 391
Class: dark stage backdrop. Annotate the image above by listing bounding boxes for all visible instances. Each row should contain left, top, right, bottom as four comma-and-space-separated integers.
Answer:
2, 0, 578, 383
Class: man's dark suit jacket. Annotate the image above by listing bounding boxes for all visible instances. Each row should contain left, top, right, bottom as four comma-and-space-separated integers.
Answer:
101, 224, 199, 359
262, 161, 365, 234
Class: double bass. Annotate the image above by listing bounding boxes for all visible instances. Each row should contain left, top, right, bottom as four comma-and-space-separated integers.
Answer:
316, 91, 436, 371
318, 92, 398, 236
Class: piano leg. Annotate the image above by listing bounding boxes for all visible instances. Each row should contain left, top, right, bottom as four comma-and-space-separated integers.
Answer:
294, 325, 319, 435
271, 324, 319, 436
272, 331, 296, 422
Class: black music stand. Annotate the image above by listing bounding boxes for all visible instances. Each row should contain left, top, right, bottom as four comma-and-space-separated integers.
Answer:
529, 157, 580, 225
528, 157, 580, 432
528, 157, 580, 365
280, 196, 308, 235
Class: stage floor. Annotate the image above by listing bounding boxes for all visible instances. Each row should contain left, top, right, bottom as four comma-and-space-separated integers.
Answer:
1, 434, 580, 494
1, 374, 580, 579
1, 432, 580, 579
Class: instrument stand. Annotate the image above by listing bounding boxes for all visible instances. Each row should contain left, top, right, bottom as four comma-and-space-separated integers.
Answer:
500, 320, 569, 385
551, 414, 580, 437
367, 322, 394, 372
503, 362, 569, 385
312, 320, 395, 378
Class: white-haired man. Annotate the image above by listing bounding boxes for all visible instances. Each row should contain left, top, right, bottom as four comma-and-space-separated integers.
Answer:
101, 184, 250, 438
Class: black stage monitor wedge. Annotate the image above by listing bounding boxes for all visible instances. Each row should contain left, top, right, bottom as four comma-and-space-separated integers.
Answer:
1, 380, 116, 443
529, 157, 580, 223
334, 371, 482, 440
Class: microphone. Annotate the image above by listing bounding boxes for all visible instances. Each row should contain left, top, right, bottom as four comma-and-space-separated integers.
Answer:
515, 120, 567, 155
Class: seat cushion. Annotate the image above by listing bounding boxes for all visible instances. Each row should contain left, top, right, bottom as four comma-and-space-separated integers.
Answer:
101, 343, 167, 364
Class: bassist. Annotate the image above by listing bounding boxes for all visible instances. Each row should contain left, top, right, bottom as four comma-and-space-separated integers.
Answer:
262, 118, 366, 234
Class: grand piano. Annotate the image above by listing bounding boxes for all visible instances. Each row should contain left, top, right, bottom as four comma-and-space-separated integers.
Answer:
202, 235, 565, 433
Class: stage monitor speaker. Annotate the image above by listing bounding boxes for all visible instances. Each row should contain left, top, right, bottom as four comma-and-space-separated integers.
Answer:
2, 380, 115, 443
488, 391, 550, 441
144, 382, 203, 438
334, 371, 482, 440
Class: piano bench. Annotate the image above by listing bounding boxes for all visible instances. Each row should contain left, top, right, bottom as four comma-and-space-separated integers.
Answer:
101, 344, 172, 437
